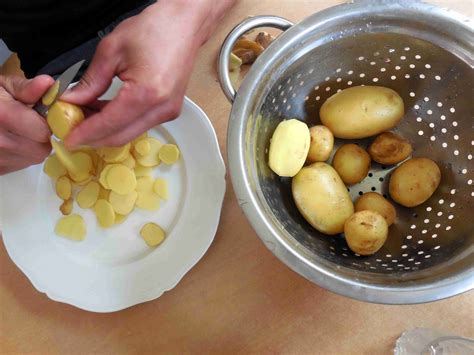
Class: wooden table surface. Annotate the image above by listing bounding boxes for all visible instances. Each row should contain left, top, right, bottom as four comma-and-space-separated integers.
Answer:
1, 1, 473, 354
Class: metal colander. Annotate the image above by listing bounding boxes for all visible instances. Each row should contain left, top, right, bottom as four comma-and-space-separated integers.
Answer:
218, 1, 473, 304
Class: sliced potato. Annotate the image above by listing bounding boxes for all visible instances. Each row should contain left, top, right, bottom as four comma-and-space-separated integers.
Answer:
56, 176, 72, 200
122, 155, 136, 169
99, 164, 117, 189
94, 199, 115, 228
135, 138, 163, 167
134, 164, 152, 178
59, 198, 74, 215
77, 181, 100, 209
68, 152, 93, 182
43, 154, 67, 179
98, 144, 131, 163
114, 213, 128, 225
78, 146, 100, 170
131, 132, 148, 148
153, 178, 168, 200
109, 190, 138, 215
106, 165, 137, 195
134, 139, 151, 156
73, 176, 92, 186
136, 176, 160, 211
47, 101, 85, 140
140, 222, 165, 247
159, 144, 180, 165
42, 80, 60, 106
55, 214, 86, 241
98, 186, 111, 200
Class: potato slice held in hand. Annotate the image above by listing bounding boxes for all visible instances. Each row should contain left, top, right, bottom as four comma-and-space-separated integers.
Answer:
268, 119, 310, 177
109, 190, 138, 215
94, 199, 115, 228
47, 101, 84, 140
344, 210, 388, 255
106, 165, 136, 195
56, 176, 72, 200
42, 80, 60, 106
43, 154, 67, 179
159, 144, 180, 165
140, 223, 165, 247
136, 176, 160, 211
77, 181, 100, 209
135, 138, 163, 167
51, 139, 93, 182
55, 214, 86, 241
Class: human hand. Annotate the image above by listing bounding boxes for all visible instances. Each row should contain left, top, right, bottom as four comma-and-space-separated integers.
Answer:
0, 75, 53, 175
63, 0, 229, 148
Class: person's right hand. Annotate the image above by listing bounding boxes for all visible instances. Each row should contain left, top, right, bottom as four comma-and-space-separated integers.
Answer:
0, 75, 54, 175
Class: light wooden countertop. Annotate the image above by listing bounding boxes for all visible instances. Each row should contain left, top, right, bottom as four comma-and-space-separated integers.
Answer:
1, 1, 473, 353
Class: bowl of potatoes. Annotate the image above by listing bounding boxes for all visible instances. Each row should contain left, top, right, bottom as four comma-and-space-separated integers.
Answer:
219, 2, 473, 303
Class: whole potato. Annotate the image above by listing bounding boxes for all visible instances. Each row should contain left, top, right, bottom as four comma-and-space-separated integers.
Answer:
368, 132, 412, 165
320, 86, 404, 139
355, 192, 396, 226
332, 144, 371, 185
389, 158, 441, 207
344, 210, 388, 255
292, 162, 354, 235
306, 125, 334, 163
268, 119, 310, 177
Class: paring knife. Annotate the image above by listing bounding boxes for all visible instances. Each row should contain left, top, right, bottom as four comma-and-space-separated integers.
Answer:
33, 59, 85, 117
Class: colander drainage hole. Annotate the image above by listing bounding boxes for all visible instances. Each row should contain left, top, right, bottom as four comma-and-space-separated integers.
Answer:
358, 191, 363, 196
379, 177, 384, 182
412, 213, 418, 218
381, 165, 387, 170
368, 173, 373, 177
371, 187, 376, 191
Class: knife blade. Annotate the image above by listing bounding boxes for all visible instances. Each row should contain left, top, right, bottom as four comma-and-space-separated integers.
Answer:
33, 59, 85, 117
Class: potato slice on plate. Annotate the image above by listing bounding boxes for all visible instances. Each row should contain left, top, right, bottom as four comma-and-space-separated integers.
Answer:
98, 144, 131, 163
99, 164, 117, 189
122, 155, 136, 169
159, 144, 180, 165
135, 138, 162, 167
131, 132, 148, 148
134, 164, 152, 178
114, 213, 128, 225
106, 165, 137, 195
43, 154, 67, 179
94, 199, 115, 228
134, 139, 151, 156
140, 222, 165, 247
56, 176, 72, 200
77, 181, 100, 209
136, 176, 160, 211
98, 186, 111, 200
153, 178, 168, 200
55, 214, 86, 241
59, 198, 74, 215
109, 190, 138, 215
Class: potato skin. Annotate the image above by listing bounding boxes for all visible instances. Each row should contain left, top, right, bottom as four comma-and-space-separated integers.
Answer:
355, 192, 396, 226
306, 125, 334, 163
368, 132, 412, 165
332, 144, 371, 185
344, 210, 388, 255
320, 86, 404, 139
292, 162, 354, 235
389, 158, 441, 207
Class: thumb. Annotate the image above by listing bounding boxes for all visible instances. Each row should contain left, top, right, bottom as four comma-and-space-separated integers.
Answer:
62, 39, 118, 105
0, 75, 54, 104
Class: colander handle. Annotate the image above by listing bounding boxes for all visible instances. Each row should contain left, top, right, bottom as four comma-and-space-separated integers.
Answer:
218, 16, 294, 102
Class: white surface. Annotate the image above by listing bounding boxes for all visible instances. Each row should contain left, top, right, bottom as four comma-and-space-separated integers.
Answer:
0, 79, 226, 312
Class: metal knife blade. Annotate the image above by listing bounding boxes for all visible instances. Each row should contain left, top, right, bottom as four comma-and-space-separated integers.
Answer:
33, 59, 85, 117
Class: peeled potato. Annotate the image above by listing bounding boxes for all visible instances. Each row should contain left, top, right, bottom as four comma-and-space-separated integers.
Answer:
134, 139, 151, 156
332, 144, 371, 185
47, 101, 84, 140
106, 165, 137, 195
153, 178, 168, 200
306, 125, 334, 163
122, 155, 136, 169
56, 176, 72, 200
368, 132, 412, 165
109, 190, 138, 215
98, 144, 131, 163
344, 210, 388, 255
94, 199, 115, 228
268, 119, 310, 177
55, 214, 86, 241
114, 213, 128, 225
140, 222, 165, 247
135, 138, 163, 167
136, 176, 160, 211
59, 198, 73, 215
51, 139, 93, 182
134, 164, 152, 178
159, 144, 180, 164
77, 181, 100, 209
43, 154, 67, 179
355, 192, 396, 226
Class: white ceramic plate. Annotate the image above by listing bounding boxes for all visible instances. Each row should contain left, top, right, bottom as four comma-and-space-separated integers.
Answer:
0, 79, 226, 312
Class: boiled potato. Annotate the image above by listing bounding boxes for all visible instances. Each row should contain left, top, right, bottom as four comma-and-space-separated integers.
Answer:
320, 86, 404, 139
59, 198, 74, 215
136, 176, 160, 211
122, 155, 136, 169
134, 139, 151, 156
292, 162, 354, 234
43, 154, 67, 179
140, 222, 165, 247
74, 176, 93, 186
153, 178, 168, 200
306, 125, 334, 163
368, 132, 412, 165
268, 119, 310, 177
114, 213, 128, 225
47, 101, 84, 140
131, 132, 148, 148
135, 138, 163, 167
134, 164, 152, 178
56, 176, 72, 200
94, 199, 115, 228
109, 190, 138, 215
98, 144, 131, 163
389, 158, 441, 207
51, 139, 92, 182
332, 144, 371, 185
42, 80, 60, 106
77, 181, 100, 209
355, 192, 396, 226
159, 144, 180, 164
98, 186, 111, 201
99, 164, 116, 189
55, 214, 86, 241
344, 210, 388, 255
106, 165, 136, 195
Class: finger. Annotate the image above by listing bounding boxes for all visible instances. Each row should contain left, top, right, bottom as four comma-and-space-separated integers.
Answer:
65, 82, 154, 148
61, 37, 119, 105
0, 75, 54, 104
0, 99, 51, 143
0, 128, 51, 161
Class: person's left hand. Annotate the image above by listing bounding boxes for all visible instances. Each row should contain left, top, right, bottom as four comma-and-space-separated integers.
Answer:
63, 0, 225, 148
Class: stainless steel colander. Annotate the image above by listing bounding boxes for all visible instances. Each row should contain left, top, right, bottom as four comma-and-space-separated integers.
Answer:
218, 1, 473, 304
